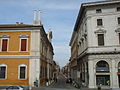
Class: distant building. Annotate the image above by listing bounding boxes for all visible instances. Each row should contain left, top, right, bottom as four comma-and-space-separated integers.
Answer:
70, 0, 120, 89
52, 61, 60, 79
0, 10, 54, 88
62, 63, 70, 78
69, 28, 78, 82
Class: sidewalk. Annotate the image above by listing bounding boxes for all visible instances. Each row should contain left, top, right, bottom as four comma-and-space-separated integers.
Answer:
80, 88, 110, 90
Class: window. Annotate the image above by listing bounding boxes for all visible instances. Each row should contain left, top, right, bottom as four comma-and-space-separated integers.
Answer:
118, 17, 120, 25
1, 39, 8, 51
117, 7, 120, 11
0, 65, 6, 79
97, 19, 103, 26
96, 75, 110, 86
118, 62, 120, 72
96, 9, 102, 13
98, 34, 104, 46
20, 39, 27, 51
19, 65, 26, 79
96, 61, 109, 72
119, 33, 120, 44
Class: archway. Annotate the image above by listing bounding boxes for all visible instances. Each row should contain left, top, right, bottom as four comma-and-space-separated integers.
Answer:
96, 60, 110, 86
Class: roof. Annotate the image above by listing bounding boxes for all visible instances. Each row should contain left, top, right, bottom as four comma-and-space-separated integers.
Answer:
0, 24, 43, 28
83, 0, 120, 7
75, 0, 120, 32
70, 0, 120, 46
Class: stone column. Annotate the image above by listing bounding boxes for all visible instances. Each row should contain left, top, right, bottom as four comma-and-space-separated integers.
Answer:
84, 62, 87, 87
111, 60, 119, 88
88, 60, 95, 88
47, 60, 50, 86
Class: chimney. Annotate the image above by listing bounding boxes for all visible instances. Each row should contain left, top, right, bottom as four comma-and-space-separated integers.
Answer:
33, 10, 41, 25
16, 22, 19, 25
33, 10, 37, 25
38, 10, 41, 25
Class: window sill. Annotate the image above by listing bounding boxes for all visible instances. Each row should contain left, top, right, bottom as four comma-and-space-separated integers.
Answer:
18, 79, 26, 80
97, 26, 104, 28
0, 51, 29, 53
0, 78, 6, 80
19, 51, 29, 52
0, 51, 8, 52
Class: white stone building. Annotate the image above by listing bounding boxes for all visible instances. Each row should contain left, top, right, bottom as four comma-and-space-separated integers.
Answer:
70, 0, 120, 89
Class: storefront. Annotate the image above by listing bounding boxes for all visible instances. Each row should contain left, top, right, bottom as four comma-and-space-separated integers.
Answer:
96, 61, 110, 86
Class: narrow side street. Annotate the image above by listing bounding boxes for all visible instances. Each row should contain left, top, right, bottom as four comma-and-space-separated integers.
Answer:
48, 74, 76, 89
33, 73, 78, 90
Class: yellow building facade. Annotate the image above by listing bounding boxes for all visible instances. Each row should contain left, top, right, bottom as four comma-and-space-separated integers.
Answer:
0, 11, 54, 88
0, 24, 43, 88
0, 27, 31, 86
0, 23, 55, 88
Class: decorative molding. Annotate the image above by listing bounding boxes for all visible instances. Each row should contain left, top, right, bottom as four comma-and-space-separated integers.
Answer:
80, 37, 84, 41
82, 33, 87, 38
94, 29, 106, 34
0, 35, 10, 38
19, 35, 29, 38
0, 55, 40, 59
115, 28, 120, 33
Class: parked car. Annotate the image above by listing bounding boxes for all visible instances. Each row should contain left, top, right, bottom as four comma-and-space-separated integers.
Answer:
2, 85, 27, 90
66, 78, 72, 83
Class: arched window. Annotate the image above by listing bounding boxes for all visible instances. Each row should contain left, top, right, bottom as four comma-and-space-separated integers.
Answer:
18, 64, 27, 80
96, 61, 109, 73
0, 64, 7, 79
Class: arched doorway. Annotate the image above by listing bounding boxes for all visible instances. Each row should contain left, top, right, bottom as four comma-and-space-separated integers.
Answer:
96, 61, 110, 86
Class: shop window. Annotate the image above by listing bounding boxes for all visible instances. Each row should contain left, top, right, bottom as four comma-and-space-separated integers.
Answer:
96, 75, 110, 86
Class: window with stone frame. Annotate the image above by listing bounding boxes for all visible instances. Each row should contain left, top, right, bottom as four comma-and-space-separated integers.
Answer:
19, 65, 26, 79
117, 7, 120, 11
118, 17, 120, 25
97, 19, 103, 26
119, 33, 120, 45
2, 39, 8, 51
0, 65, 6, 79
20, 39, 27, 51
98, 34, 104, 46
96, 9, 102, 13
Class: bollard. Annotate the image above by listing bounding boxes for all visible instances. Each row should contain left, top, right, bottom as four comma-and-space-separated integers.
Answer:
98, 86, 101, 90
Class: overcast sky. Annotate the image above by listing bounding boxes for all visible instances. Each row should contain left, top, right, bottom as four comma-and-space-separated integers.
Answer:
0, 0, 101, 67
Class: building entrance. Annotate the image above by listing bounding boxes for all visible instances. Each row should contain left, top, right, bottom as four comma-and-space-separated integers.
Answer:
96, 75, 110, 86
